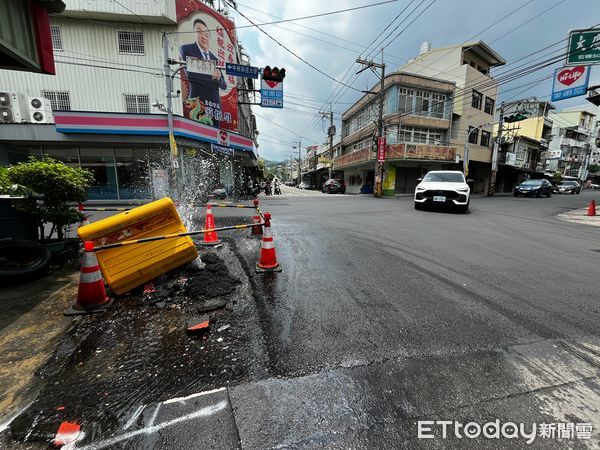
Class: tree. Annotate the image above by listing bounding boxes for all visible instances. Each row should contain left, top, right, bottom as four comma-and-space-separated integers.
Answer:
8, 157, 94, 240
587, 164, 600, 174
552, 172, 563, 184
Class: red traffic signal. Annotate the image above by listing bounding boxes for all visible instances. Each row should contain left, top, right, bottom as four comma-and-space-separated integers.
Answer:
262, 65, 286, 82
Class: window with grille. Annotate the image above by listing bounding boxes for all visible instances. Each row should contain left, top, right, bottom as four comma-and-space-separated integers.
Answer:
42, 91, 71, 110
124, 94, 150, 113
480, 130, 491, 147
471, 90, 483, 110
484, 97, 495, 115
50, 25, 63, 51
117, 31, 145, 55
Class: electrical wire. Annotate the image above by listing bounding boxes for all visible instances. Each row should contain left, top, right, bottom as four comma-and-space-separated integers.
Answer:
168, 0, 399, 34
226, 1, 364, 93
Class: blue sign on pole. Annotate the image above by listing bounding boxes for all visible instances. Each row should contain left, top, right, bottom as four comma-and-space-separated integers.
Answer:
551, 65, 591, 101
225, 63, 259, 79
260, 79, 283, 109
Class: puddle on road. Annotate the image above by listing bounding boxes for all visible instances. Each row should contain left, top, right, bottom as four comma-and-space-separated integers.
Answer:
5, 243, 262, 447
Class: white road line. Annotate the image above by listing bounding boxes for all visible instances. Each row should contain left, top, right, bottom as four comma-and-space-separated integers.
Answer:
76, 401, 227, 450
163, 387, 226, 405
123, 404, 145, 430
146, 403, 161, 428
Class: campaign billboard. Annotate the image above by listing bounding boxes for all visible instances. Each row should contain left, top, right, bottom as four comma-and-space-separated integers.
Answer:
176, 1, 238, 132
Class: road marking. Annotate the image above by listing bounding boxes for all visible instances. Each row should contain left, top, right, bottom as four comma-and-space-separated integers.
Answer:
123, 404, 145, 430
163, 387, 226, 405
77, 401, 227, 450
146, 403, 161, 428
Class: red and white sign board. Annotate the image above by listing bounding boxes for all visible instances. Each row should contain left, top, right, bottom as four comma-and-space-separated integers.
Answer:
377, 137, 386, 162
551, 65, 591, 101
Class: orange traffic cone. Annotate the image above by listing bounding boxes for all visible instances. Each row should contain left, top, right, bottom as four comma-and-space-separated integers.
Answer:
77, 202, 89, 228
251, 199, 263, 236
587, 199, 597, 216
256, 212, 282, 273
201, 204, 222, 246
65, 241, 113, 315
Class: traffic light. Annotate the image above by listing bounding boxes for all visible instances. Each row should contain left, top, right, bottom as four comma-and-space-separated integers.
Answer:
503, 111, 530, 123
262, 65, 286, 82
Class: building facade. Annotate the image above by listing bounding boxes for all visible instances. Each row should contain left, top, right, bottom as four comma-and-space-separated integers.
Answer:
493, 99, 555, 192
337, 72, 456, 195
0, 0, 258, 201
400, 41, 506, 193
546, 108, 597, 180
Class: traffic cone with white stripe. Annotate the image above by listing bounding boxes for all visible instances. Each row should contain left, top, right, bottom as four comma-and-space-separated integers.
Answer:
256, 212, 282, 273
201, 204, 222, 246
65, 241, 113, 315
251, 199, 262, 236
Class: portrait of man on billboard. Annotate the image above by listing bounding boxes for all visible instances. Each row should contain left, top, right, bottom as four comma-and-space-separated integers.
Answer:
180, 18, 227, 127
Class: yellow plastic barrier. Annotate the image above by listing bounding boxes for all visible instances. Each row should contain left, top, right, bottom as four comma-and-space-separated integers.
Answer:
77, 197, 198, 295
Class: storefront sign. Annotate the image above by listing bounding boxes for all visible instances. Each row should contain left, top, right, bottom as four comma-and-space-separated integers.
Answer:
53, 112, 255, 152
211, 143, 233, 155
386, 144, 456, 160
377, 137, 386, 162
334, 147, 370, 168
551, 65, 591, 101
505, 152, 517, 166
540, 150, 562, 160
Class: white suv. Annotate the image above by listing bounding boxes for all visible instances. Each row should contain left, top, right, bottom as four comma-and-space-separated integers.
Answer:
414, 170, 470, 213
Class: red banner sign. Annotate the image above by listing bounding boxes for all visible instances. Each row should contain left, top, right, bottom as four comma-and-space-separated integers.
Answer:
377, 137, 386, 162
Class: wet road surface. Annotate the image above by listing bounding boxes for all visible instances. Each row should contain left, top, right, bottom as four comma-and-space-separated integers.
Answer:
3, 192, 600, 448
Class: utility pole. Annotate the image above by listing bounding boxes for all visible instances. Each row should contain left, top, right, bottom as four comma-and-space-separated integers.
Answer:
356, 49, 386, 197
293, 139, 302, 186
488, 101, 505, 196
162, 33, 186, 194
320, 105, 335, 179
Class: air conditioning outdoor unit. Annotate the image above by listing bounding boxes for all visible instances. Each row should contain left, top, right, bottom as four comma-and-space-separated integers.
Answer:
0, 91, 27, 123
28, 96, 54, 124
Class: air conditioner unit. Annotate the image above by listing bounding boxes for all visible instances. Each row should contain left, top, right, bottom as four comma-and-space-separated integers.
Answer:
0, 91, 27, 123
28, 96, 54, 124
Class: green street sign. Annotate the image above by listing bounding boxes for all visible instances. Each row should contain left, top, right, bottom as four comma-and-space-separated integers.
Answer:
566, 28, 600, 66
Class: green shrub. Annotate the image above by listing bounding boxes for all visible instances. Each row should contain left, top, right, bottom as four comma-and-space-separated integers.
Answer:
8, 157, 94, 240
0, 166, 10, 194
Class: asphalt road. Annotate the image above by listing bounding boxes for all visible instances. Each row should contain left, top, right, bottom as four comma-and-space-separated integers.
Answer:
5, 190, 600, 449
230, 189, 600, 448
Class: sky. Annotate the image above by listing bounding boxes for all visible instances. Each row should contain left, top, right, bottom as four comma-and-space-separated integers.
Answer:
225, 0, 600, 161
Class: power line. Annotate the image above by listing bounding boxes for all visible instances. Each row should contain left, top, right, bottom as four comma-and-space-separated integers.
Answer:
301, 0, 440, 139
226, 1, 364, 93
380, 0, 439, 51
488, 0, 568, 45
168, 0, 399, 34
235, 1, 408, 66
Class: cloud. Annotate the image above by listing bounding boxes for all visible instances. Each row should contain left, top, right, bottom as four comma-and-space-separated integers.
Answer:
230, 0, 600, 161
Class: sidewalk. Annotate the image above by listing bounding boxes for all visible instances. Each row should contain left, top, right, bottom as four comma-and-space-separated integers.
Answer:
556, 207, 600, 227
0, 267, 78, 431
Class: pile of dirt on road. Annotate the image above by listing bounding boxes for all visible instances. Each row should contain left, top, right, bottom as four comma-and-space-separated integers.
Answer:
143, 252, 240, 310
186, 253, 241, 299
